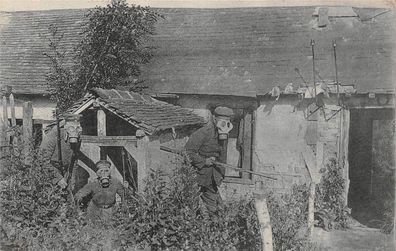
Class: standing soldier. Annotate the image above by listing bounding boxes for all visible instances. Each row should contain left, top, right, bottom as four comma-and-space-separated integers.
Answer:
39, 114, 82, 189
185, 106, 234, 217
75, 160, 127, 224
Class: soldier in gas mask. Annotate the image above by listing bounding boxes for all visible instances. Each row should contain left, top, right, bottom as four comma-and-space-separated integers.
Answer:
185, 106, 234, 217
39, 114, 82, 189
75, 160, 127, 224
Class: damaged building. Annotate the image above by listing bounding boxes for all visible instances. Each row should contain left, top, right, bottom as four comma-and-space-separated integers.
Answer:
143, 6, 395, 226
0, 6, 395, 227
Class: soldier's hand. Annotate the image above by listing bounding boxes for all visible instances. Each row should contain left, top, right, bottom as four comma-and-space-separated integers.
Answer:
205, 157, 216, 166
57, 178, 67, 189
123, 181, 129, 188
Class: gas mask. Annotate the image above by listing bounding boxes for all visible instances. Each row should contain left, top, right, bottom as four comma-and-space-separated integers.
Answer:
97, 166, 111, 188
64, 114, 82, 145
215, 117, 233, 140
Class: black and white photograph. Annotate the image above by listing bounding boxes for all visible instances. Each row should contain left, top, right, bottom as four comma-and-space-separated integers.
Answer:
0, 0, 395, 250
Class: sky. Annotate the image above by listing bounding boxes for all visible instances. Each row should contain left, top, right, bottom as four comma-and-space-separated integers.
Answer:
0, 0, 394, 12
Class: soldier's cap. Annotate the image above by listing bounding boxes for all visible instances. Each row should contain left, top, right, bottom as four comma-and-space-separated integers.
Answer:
96, 160, 111, 169
214, 106, 234, 118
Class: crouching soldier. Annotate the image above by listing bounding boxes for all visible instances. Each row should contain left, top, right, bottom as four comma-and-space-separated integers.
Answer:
39, 114, 82, 189
75, 160, 127, 224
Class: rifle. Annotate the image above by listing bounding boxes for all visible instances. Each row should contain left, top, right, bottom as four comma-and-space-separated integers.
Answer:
160, 146, 278, 180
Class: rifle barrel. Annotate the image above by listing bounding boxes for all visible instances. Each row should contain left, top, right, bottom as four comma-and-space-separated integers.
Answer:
160, 146, 302, 180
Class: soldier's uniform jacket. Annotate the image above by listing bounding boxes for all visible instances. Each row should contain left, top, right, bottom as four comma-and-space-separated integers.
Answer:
75, 178, 124, 208
39, 125, 74, 184
185, 121, 225, 187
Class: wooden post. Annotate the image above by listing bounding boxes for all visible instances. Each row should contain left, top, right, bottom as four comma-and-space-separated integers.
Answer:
9, 93, 16, 127
254, 193, 273, 251
97, 109, 107, 160
23, 102, 33, 165
245, 112, 253, 179
9, 93, 17, 148
0, 102, 4, 159
2, 96, 8, 125
308, 182, 315, 238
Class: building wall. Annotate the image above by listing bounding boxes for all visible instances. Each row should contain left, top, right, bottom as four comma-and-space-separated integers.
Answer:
174, 94, 351, 200
254, 98, 311, 193
253, 96, 348, 194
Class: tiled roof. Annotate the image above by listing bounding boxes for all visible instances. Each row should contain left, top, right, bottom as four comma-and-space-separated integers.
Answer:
70, 88, 204, 135
0, 9, 86, 95
0, 7, 394, 96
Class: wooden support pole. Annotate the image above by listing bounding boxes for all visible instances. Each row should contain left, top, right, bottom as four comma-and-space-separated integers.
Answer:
9, 93, 16, 127
23, 102, 33, 165
97, 109, 107, 160
9, 93, 17, 148
308, 182, 315, 238
2, 95, 10, 146
254, 193, 273, 251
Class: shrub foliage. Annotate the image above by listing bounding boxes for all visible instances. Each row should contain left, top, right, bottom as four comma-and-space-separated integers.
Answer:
1, 146, 316, 250
315, 158, 348, 230
45, 0, 161, 112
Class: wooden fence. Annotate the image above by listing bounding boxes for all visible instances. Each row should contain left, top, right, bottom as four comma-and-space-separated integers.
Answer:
0, 87, 33, 165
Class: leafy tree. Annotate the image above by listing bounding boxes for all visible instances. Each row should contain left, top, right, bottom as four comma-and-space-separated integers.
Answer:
76, 0, 161, 91
45, 0, 160, 112
45, 25, 81, 112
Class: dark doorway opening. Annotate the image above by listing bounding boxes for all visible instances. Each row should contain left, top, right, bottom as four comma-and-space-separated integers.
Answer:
348, 108, 395, 228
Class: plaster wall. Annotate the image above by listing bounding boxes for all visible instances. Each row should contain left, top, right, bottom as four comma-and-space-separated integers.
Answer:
254, 100, 311, 192
253, 98, 346, 194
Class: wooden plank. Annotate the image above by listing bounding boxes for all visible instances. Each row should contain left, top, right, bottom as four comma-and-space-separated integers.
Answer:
2, 96, 9, 127
22, 102, 33, 165
97, 109, 106, 160
9, 94, 16, 127
308, 182, 316, 238
301, 145, 321, 184
9, 93, 17, 150
0, 96, 5, 147
342, 109, 350, 207
242, 112, 252, 179
73, 99, 94, 114
254, 194, 273, 251
97, 109, 106, 136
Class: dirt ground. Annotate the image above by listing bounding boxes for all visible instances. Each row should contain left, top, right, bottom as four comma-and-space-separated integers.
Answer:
313, 226, 395, 251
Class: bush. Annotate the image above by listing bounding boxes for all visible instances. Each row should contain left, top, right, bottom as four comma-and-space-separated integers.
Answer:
267, 184, 310, 250
114, 155, 261, 250
315, 158, 348, 230
1, 146, 316, 250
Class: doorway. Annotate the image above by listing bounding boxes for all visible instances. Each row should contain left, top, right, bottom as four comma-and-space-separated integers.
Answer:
348, 108, 395, 228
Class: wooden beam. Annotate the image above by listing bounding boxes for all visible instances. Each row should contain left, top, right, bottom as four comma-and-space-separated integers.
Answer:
97, 109, 106, 136
23, 102, 33, 165
2, 96, 9, 128
81, 135, 137, 146
242, 112, 253, 179
97, 109, 106, 160
9, 94, 16, 127
73, 99, 94, 114
308, 183, 316, 238
254, 193, 273, 251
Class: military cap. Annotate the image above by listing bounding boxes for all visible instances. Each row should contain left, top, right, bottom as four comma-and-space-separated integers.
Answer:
214, 106, 234, 118
96, 160, 111, 169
